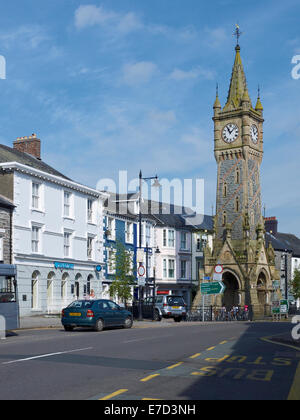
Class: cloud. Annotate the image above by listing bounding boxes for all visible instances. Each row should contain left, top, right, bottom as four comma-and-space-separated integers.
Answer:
74, 5, 117, 29
74, 4, 142, 34
170, 66, 215, 81
0, 25, 50, 50
122, 61, 158, 86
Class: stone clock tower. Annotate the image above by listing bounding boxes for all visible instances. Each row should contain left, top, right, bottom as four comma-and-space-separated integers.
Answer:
200, 41, 280, 319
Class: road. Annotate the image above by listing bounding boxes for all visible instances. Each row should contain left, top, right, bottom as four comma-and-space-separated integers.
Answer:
0, 321, 299, 400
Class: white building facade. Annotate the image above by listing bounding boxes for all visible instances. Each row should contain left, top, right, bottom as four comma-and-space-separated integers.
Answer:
0, 161, 107, 316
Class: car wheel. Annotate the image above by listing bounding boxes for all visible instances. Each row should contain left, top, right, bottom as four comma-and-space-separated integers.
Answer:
95, 319, 104, 332
154, 310, 162, 322
64, 326, 74, 331
124, 316, 133, 329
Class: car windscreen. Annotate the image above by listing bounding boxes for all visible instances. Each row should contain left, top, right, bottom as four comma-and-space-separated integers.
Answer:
167, 296, 185, 306
67, 301, 94, 309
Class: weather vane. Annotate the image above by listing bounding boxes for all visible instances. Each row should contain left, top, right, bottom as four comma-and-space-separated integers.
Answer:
233, 24, 243, 46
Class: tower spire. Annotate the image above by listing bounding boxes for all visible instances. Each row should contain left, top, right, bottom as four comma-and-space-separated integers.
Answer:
223, 26, 252, 111
255, 85, 264, 113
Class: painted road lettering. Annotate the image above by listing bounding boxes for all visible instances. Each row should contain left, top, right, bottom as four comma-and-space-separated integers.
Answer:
192, 366, 274, 382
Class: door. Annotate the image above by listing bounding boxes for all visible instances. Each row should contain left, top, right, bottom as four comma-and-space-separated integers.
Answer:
107, 301, 124, 326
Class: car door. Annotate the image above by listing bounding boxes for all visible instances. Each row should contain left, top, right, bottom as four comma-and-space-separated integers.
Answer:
97, 300, 115, 326
107, 301, 124, 326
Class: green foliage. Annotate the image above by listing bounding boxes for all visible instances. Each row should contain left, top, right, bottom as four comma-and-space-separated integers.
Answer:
291, 269, 300, 300
109, 241, 136, 304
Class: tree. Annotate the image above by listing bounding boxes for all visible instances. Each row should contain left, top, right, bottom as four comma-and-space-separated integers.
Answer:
109, 241, 136, 305
291, 268, 300, 301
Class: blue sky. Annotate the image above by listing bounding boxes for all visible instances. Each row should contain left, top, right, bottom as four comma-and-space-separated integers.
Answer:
0, 0, 300, 235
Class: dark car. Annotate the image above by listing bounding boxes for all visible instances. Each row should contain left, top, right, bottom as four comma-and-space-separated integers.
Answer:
61, 299, 133, 332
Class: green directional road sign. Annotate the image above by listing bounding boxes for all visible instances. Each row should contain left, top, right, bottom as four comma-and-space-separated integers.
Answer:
201, 282, 226, 295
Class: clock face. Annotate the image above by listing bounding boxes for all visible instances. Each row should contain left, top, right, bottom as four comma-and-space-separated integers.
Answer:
222, 123, 239, 144
250, 124, 259, 144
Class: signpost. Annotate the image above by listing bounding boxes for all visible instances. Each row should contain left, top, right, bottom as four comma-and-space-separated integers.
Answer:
200, 278, 226, 322
201, 282, 226, 295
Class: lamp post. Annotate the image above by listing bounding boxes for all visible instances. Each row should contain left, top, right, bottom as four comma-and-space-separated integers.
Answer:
138, 170, 160, 321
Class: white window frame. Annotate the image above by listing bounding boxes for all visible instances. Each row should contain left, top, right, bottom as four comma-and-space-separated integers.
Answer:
108, 249, 116, 274
31, 225, 41, 254
107, 217, 116, 241
64, 191, 72, 218
87, 236, 94, 260
168, 230, 175, 248
64, 232, 71, 258
126, 222, 133, 244
168, 259, 175, 279
32, 182, 40, 210
87, 199, 94, 223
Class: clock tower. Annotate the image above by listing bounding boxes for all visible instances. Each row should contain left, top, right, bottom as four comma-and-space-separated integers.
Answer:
200, 39, 280, 319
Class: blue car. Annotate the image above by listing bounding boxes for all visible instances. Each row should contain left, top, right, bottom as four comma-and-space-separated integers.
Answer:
61, 299, 133, 332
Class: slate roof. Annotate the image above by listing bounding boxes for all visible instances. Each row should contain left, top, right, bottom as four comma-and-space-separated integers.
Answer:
265, 231, 300, 257
104, 192, 214, 231
0, 144, 71, 180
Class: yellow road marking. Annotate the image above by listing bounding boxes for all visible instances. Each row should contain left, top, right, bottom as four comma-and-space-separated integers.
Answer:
100, 389, 128, 400
207, 347, 215, 351
141, 374, 160, 382
288, 361, 300, 400
190, 353, 201, 359
261, 336, 300, 353
167, 362, 183, 370
219, 341, 228, 345
142, 398, 161, 400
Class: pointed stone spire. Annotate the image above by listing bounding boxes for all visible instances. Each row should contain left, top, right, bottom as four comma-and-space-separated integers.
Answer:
255, 86, 264, 113
213, 83, 221, 111
224, 45, 252, 111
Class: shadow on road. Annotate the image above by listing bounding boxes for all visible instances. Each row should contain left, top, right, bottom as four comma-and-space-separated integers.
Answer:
178, 322, 299, 400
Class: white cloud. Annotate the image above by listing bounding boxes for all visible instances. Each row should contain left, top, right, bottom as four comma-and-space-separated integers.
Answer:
0, 25, 50, 50
74, 4, 142, 34
74, 5, 117, 29
122, 61, 158, 86
170, 66, 215, 81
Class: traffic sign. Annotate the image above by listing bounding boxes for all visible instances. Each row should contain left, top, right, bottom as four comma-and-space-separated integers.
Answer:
138, 265, 146, 277
138, 277, 146, 287
214, 264, 224, 274
201, 282, 226, 295
213, 273, 223, 282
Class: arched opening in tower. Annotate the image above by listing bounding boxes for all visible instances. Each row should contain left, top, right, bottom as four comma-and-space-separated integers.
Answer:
222, 271, 240, 310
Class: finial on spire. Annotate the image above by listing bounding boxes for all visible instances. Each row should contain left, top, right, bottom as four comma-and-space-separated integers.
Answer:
216, 83, 219, 97
233, 24, 243, 47
258, 85, 261, 98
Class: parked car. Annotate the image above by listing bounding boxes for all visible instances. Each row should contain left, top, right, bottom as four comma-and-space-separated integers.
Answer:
143, 295, 187, 322
61, 299, 133, 332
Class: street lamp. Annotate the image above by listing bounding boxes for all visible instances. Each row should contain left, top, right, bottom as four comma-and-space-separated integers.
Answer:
138, 171, 161, 321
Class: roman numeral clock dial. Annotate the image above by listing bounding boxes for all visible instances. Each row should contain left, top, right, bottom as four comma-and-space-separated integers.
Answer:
250, 124, 259, 144
222, 123, 239, 144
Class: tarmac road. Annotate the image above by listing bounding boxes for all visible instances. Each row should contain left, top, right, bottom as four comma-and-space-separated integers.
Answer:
0, 321, 299, 400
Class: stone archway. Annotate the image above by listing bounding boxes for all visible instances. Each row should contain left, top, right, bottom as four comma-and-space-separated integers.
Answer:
222, 271, 240, 310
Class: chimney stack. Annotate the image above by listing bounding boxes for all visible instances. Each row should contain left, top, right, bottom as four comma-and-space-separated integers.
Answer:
13, 134, 41, 160
264, 217, 278, 235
